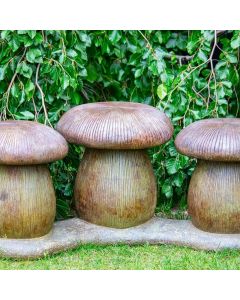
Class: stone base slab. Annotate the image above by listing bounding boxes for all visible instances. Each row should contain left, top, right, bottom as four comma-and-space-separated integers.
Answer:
1, 217, 240, 259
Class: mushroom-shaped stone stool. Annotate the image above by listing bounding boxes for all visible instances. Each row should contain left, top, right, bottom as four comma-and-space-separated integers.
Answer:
57, 102, 173, 228
0, 121, 68, 238
175, 118, 240, 233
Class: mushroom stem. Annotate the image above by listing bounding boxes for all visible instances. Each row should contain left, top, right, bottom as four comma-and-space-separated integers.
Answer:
0, 165, 56, 238
74, 148, 157, 228
188, 160, 240, 233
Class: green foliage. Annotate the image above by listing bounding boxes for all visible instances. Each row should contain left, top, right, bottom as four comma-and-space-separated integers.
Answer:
0, 30, 240, 218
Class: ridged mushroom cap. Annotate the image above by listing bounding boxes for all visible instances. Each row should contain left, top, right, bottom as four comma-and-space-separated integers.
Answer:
56, 102, 173, 149
0, 120, 68, 165
175, 118, 240, 161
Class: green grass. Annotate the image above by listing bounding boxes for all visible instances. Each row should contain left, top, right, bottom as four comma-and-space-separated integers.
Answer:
0, 244, 240, 270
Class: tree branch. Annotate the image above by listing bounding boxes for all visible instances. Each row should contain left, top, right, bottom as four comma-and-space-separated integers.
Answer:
2, 48, 27, 120
207, 30, 218, 110
138, 30, 193, 64
216, 30, 229, 36
35, 64, 52, 127
139, 30, 228, 65
163, 53, 193, 62
164, 30, 220, 114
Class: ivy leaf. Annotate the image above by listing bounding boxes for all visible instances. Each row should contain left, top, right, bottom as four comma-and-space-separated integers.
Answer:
67, 49, 78, 58
71, 92, 82, 105
34, 32, 44, 45
19, 35, 34, 47
102, 40, 110, 54
218, 99, 228, 105
109, 31, 121, 43
166, 158, 180, 175
27, 30, 37, 39
173, 172, 185, 187
231, 35, 240, 49
11, 83, 20, 98
79, 68, 87, 77
162, 181, 173, 198
222, 81, 232, 89
168, 145, 178, 157
19, 90, 26, 106
19, 111, 35, 119
26, 48, 43, 63
77, 32, 91, 46
9, 38, 20, 52
226, 54, 238, 63
157, 84, 167, 100
134, 69, 143, 78
191, 110, 201, 120
166, 39, 176, 49
62, 74, 69, 90
217, 86, 225, 98
17, 30, 27, 35
203, 30, 214, 42
25, 80, 35, 98
118, 69, 124, 81
187, 40, 198, 54
17, 62, 33, 78
25, 80, 35, 93
1, 30, 11, 39
87, 64, 98, 82
129, 53, 141, 65
0, 67, 6, 81
197, 50, 208, 62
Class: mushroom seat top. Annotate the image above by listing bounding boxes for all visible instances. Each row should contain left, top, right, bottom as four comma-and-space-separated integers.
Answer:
56, 102, 173, 149
175, 118, 240, 161
0, 120, 68, 165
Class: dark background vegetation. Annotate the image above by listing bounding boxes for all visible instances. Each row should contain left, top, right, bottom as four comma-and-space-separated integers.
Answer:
0, 30, 239, 219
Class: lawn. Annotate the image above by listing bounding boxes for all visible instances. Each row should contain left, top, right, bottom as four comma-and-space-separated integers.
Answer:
0, 244, 240, 270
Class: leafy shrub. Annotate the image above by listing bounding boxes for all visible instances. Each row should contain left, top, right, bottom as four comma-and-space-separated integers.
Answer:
0, 30, 239, 218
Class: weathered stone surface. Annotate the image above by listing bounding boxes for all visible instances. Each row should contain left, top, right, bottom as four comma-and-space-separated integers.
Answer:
1, 217, 240, 259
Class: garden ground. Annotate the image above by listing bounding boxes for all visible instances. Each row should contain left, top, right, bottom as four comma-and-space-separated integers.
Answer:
0, 244, 240, 270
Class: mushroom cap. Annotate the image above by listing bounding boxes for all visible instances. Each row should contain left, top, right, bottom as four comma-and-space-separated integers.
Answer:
0, 120, 68, 165
56, 102, 173, 149
175, 118, 240, 161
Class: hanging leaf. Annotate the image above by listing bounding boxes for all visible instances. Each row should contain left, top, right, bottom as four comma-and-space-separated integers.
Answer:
166, 158, 180, 175
26, 48, 43, 63
19, 111, 35, 119
162, 181, 173, 198
157, 84, 167, 100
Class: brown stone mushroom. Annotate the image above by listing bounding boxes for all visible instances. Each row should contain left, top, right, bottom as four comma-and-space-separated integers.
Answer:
57, 102, 173, 228
175, 118, 240, 233
0, 120, 68, 238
